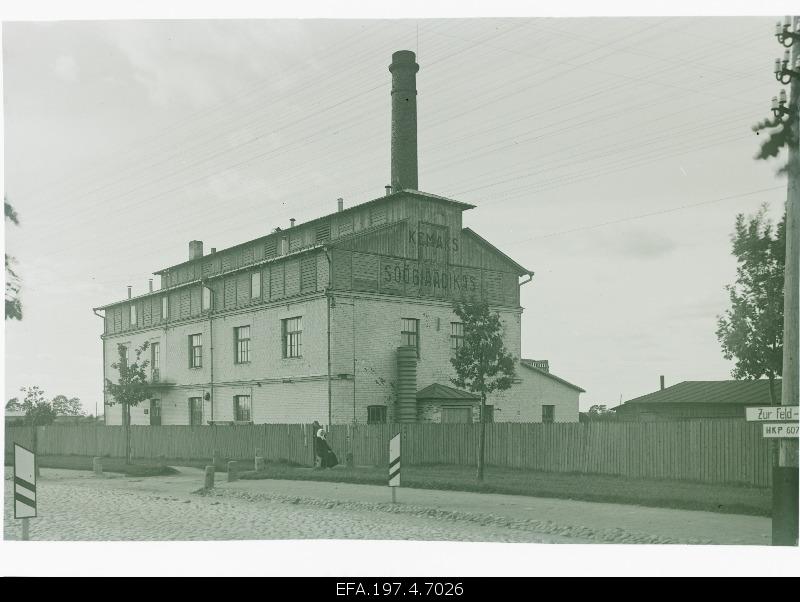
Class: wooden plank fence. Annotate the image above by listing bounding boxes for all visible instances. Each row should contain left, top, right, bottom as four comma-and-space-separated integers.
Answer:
4, 419, 773, 487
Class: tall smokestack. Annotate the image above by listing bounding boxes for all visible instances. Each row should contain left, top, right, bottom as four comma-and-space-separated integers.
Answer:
660, 375, 665, 390
389, 50, 419, 192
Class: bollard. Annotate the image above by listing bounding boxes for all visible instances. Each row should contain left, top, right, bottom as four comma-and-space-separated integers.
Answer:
255, 456, 265, 471
212, 449, 218, 469
204, 465, 215, 490
345, 451, 354, 468
227, 461, 238, 482
92, 457, 103, 477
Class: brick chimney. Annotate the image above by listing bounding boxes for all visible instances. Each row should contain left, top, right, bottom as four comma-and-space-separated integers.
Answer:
389, 50, 419, 192
189, 240, 204, 260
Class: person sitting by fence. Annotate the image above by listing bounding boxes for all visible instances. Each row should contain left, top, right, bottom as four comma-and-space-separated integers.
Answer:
315, 428, 338, 469
312, 421, 323, 468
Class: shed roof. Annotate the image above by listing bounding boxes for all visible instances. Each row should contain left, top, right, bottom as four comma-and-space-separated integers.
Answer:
618, 380, 782, 408
520, 359, 586, 393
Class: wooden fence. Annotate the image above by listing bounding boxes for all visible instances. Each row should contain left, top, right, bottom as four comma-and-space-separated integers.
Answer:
4, 419, 773, 487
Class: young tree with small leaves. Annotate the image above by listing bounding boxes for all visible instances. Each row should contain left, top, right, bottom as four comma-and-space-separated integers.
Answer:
5, 198, 22, 321
716, 205, 785, 404
19, 386, 56, 426
105, 341, 151, 464
450, 301, 516, 481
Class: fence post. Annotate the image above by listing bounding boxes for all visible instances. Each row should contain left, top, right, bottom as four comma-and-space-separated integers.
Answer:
227, 461, 238, 482
204, 466, 215, 489
93, 457, 103, 477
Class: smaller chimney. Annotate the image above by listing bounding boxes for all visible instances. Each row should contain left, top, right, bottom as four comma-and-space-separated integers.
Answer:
210, 247, 216, 254
189, 240, 204, 260
127, 286, 132, 299
290, 218, 296, 228
660, 375, 665, 390
337, 198, 344, 212
385, 185, 392, 196
148, 279, 153, 293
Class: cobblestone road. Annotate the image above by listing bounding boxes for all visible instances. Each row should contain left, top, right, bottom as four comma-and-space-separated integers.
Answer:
3, 469, 583, 543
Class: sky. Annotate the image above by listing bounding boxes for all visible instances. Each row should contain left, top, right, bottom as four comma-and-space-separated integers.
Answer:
2, 15, 791, 415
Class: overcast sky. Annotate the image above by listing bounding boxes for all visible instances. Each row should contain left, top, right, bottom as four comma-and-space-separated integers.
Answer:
2, 16, 790, 413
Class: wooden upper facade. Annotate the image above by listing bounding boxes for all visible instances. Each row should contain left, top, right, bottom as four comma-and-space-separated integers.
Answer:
97, 190, 532, 336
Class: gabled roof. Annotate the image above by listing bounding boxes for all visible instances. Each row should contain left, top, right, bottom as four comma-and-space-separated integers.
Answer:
416, 383, 479, 401
153, 189, 475, 276
520, 359, 586, 393
619, 380, 782, 407
461, 228, 532, 276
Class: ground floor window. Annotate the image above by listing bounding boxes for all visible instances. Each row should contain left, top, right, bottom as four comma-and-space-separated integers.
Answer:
234, 395, 252, 422
149, 399, 162, 426
367, 405, 387, 424
189, 397, 203, 426
542, 405, 555, 423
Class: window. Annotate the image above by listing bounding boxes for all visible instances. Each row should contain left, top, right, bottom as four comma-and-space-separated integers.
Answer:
189, 397, 203, 426
151, 342, 160, 380
129, 304, 137, 327
251, 272, 261, 299
234, 395, 251, 422
280, 237, 288, 255
201, 286, 212, 311
282, 316, 303, 358
189, 334, 202, 368
150, 399, 162, 426
450, 322, 464, 351
367, 405, 387, 424
234, 326, 251, 364
401, 318, 419, 356
542, 405, 555, 424
162, 296, 169, 321
118, 344, 130, 368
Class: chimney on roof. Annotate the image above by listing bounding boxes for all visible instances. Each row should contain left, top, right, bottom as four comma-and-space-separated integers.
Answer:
189, 240, 204, 260
389, 50, 419, 192
210, 247, 216, 254
660, 375, 665, 390
385, 185, 392, 196
127, 286, 132, 299
337, 198, 344, 212
290, 218, 296, 228
148, 279, 153, 293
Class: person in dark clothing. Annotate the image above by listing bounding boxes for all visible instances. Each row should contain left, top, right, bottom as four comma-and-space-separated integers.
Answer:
315, 428, 338, 469
312, 421, 323, 468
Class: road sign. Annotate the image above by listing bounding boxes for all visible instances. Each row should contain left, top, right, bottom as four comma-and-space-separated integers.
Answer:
763, 423, 800, 438
389, 434, 400, 487
746, 406, 799, 422
14, 444, 37, 519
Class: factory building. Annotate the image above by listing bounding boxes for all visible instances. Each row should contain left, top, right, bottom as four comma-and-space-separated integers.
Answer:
94, 50, 584, 427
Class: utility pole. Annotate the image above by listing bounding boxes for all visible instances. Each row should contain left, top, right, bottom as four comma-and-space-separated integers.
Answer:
770, 15, 800, 546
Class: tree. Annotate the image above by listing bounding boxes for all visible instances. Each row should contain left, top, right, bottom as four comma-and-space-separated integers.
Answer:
19, 386, 56, 426
450, 301, 516, 481
716, 205, 785, 404
51, 395, 85, 416
105, 341, 151, 463
6, 397, 22, 411
582, 404, 618, 422
5, 198, 22, 320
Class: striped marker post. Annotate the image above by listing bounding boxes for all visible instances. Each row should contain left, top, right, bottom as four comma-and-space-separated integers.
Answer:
14, 444, 37, 540
389, 433, 400, 503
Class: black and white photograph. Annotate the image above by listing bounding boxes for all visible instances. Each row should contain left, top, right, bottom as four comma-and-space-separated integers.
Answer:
1, 1, 799, 579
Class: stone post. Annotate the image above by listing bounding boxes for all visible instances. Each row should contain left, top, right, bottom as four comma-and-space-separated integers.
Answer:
227, 461, 238, 482
92, 457, 103, 477
204, 466, 215, 490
